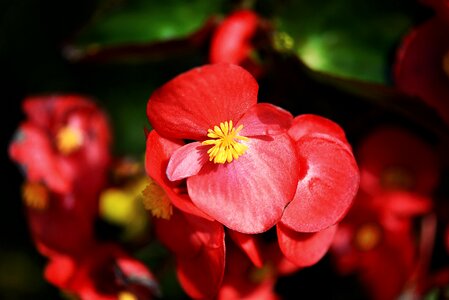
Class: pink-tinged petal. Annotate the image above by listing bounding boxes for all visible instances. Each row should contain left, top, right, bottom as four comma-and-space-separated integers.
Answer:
188, 133, 298, 233
147, 63, 258, 140
288, 114, 348, 145
263, 242, 302, 276
281, 134, 359, 232
277, 223, 337, 267
166, 142, 209, 181
210, 10, 259, 65
145, 131, 213, 220
239, 103, 293, 136
9, 123, 73, 193
229, 230, 264, 267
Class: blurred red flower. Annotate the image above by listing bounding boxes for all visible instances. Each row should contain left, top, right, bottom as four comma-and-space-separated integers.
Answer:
395, 1, 449, 126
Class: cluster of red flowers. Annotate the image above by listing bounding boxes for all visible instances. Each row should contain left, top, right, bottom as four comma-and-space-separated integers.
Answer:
8, 1, 449, 299
9, 96, 158, 299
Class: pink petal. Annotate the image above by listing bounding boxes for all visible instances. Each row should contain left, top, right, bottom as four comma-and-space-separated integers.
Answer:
9, 123, 73, 193
166, 142, 209, 181
188, 133, 299, 233
145, 131, 213, 220
229, 230, 264, 267
288, 114, 348, 145
147, 63, 258, 140
281, 134, 359, 232
239, 103, 293, 136
277, 223, 337, 267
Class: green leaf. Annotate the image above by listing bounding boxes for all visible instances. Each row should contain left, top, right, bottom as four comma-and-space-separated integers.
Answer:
275, 0, 415, 83
76, 0, 225, 47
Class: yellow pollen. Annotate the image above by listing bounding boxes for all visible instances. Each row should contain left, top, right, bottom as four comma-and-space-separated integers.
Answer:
118, 291, 137, 300
443, 51, 449, 78
22, 182, 49, 211
355, 223, 382, 251
142, 178, 172, 220
201, 120, 249, 164
56, 125, 83, 155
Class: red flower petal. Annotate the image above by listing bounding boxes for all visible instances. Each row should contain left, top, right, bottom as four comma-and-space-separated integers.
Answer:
229, 230, 264, 267
177, 245, 225, 300
147, 63, 258, 140
281, 134, 359, 232
288, 114, 348, 145
277, 223, 337, 267
10, 123, 73, 193
155, 209, 225, 299
188, 133, 299, 233
166, 142, 209, 181
209, 10, 259, 65
239, 103, 293, 137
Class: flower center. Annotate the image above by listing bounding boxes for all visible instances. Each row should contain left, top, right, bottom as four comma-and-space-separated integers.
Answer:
142, 178, 172, 220
443, 50, 449, 79
56, 125, 84, 155
355, 223, 382, 251
380, 166, 414, 190
22, 182, 49, 211
202, 120, 249, 164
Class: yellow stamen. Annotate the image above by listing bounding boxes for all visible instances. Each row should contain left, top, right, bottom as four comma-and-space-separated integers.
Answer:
22, 182, 49, 211
142, 178, 172, 220
355, 223, 382, 251
56, 125, 83, 155
381, 167, 414, 190
118, 291, 137, 300
443, 51, 449, 78
202, 120, 249, 164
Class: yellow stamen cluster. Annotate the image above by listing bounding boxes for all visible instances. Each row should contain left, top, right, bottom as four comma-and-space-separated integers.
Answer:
202, 121, 249, 164
142, 178, 172, 220
56, 126, 84, 155
22, 182, 49, 211
355, 223, 382, 251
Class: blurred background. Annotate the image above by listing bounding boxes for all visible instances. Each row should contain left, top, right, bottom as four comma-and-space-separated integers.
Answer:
2, 0, 448, 299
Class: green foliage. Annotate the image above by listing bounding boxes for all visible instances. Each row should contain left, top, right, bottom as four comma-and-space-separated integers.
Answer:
275, 0, 415, 83
76, 0, 225, 46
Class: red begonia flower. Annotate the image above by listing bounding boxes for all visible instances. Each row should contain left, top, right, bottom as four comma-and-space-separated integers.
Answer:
209, 10, 262, 76
357, 127, 439, 197
394, 14, 449, 126
9, 95, 112, 256
44, 243, 159, 300
331, 195, 417, 300
147, 63, 299, 233
280, 115, 360, 233
9, 95, 111, 194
